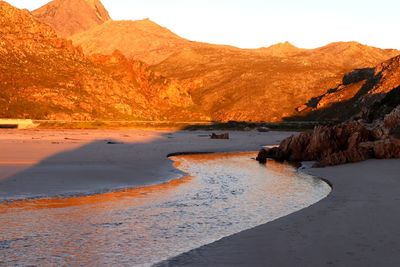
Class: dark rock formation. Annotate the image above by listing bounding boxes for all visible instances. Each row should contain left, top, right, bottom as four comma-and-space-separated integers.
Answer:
257, 107, 400, 167
210, 133, 230, 140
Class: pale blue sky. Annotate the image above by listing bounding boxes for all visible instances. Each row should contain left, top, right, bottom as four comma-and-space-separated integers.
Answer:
6, 0, 400, 49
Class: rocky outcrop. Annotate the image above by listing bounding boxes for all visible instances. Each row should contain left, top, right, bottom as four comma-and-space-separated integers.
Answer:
257, 89, 400, 167
384, 106, 400, 138
257, 118, 400, 167
257, 121, 370, 166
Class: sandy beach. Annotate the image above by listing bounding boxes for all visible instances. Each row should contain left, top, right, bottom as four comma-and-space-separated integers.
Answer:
0, 129, 294, 201
159, 159, 400, 266
2, 129, 400, 266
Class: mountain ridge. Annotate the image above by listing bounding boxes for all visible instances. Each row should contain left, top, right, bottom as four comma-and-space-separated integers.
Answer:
71, 18, 188, 64
153, 41, 399, 122
2, 0, 399, 123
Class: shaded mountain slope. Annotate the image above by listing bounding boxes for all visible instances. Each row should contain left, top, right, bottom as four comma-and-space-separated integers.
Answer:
292, 55, 400, 122
0, 2, 201, 121
32, 0, 111, 37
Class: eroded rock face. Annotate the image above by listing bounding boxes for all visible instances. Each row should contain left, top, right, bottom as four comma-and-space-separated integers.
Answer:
359, 138, 400, 159
257, 120, 400, 167
384, 106, 400, 130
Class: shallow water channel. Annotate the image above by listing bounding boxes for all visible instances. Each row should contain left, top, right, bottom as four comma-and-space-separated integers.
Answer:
0, 152, 330, 266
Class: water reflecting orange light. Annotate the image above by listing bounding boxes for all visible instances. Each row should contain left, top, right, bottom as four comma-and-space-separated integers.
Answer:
0, 152, 330, 266
0, 175, 192, 213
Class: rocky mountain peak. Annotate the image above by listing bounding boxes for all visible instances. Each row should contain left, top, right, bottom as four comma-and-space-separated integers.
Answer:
270, 41, 297, 49
71, 18, 185, 64
32, 0, 111, 37
259, 41, 303, 57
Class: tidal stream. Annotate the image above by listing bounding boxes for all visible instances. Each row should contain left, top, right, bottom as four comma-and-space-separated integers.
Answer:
0, 152, 330, 266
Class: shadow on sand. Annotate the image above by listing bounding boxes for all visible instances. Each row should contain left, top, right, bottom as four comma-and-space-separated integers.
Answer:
0, 129, 291, 201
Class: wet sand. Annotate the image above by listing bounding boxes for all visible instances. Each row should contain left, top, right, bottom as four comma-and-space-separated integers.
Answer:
159, 159, 400, 267
0, 129, 294, 201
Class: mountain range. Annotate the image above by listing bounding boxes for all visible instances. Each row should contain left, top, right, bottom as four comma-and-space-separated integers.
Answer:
0, 1, 203, 121
1, 0, 399, 123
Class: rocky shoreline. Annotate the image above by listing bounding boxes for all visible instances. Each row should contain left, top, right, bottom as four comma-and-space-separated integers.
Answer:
257, 106, 400, 167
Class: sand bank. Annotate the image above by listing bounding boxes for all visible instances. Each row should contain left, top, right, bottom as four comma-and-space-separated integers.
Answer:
159, 159, 400, 266
0, 129, 294, 201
